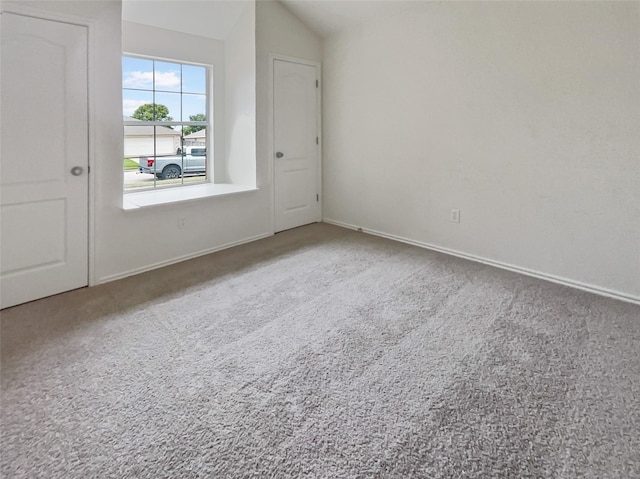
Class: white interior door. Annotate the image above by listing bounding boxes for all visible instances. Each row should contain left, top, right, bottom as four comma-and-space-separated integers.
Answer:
1, 12, 89, 309
274, 59, 320, 233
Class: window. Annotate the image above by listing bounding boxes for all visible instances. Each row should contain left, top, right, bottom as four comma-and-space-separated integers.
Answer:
122, 55, 210, 191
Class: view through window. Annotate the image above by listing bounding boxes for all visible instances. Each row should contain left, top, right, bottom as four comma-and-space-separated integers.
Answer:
122, 55, 209, 190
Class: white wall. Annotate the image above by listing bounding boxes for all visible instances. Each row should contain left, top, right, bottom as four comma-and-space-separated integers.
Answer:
225, 2, 256, 186
95, 2, 271, 284
122, 0, 248, 41
322, 1, 640, 301
256, 0, 322, 62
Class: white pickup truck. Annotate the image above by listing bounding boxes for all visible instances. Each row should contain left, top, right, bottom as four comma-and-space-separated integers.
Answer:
138, 146, 207, 179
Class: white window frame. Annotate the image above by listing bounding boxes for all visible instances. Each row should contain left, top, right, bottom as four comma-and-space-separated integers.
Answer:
122, 53, 212, 192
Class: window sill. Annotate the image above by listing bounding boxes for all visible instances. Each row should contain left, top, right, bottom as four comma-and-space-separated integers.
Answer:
123, 183, 258, 210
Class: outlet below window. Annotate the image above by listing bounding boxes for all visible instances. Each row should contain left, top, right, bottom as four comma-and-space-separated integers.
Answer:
450, 209, 460, 223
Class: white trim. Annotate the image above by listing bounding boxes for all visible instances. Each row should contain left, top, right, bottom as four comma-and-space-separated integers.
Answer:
122, 183, 258, 209
96, 232, 273, 285
322, 218, 640, 306
123, 121, 207, 127
269, 53, 322, 234
268, 54, 276, 234
316, 63, 322, 223
122, 51, 211, 69
86, 12, 97, 288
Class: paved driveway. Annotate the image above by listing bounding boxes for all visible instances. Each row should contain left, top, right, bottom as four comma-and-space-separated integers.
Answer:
124, 170, 154, 185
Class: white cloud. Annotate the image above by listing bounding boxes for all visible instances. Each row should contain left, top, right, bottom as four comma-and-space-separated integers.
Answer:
155, 71, 181, 88
123, 98, 148, 116
123, 70, 180, 89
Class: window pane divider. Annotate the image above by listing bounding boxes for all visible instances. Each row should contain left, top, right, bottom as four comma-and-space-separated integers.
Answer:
123, 88, 204, 95
123, 121, 207, 127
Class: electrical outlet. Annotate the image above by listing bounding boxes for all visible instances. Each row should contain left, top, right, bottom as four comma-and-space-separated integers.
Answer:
178, 216, 186, 229
450, 209, 460, 223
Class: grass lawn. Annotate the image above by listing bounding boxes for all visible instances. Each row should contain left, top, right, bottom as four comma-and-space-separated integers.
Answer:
123, 158, 139, 170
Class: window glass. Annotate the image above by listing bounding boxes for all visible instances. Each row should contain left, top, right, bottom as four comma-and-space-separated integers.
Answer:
123, 90, 153, 119
153, 61, 181, 92
182, 64, 206, 94
122, 55, 209, 191
182, 94, 206, 122
122, 57, 153, 90
154, 92, 181, 121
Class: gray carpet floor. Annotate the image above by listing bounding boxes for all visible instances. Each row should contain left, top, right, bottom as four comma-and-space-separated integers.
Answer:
1, 223, 639, 478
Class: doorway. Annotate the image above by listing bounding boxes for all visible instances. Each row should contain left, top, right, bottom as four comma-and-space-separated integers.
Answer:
273, 58, 321, 233
0, 12, 89, 309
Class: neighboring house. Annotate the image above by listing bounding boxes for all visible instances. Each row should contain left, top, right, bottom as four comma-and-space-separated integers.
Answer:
123, 116, 182, 158
183, 128, 206, 147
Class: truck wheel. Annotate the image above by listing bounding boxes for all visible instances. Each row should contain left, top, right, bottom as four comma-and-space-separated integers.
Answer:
160, 165, 181, 180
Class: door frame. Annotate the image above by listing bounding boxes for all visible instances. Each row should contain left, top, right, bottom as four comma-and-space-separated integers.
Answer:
1, 4, 97, 289
269, 54, 322, 234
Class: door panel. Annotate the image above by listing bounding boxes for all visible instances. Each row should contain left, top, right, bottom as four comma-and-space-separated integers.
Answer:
280, 162, 312, 212
1, 13, 89, 309
1, 200, 66, 275
274, 60, 319, 233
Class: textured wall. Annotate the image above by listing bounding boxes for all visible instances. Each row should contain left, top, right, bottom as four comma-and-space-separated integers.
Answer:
322, 1, 640, 300
225, 2, 257, 186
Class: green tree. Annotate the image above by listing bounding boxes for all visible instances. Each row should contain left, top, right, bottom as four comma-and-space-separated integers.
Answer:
132, 103, 172, 122
183, 114, 207, 136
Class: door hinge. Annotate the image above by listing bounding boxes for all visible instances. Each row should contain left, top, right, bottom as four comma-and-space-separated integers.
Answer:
316, 194, 319, 202
316, 80, 319, 88
87, 166, 90, 174
316, 137, 319, 145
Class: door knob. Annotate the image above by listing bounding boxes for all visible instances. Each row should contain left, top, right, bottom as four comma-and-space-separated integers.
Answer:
276, 152, 284, 158
70, 166, 84, 176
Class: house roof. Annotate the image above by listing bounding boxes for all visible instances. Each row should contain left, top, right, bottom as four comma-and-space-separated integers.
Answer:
123, 116, 181, 137
184, 129, 206, 139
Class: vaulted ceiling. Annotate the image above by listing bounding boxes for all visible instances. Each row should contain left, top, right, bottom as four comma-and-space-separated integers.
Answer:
278, 0, 413, 37
122, 0, 409, 41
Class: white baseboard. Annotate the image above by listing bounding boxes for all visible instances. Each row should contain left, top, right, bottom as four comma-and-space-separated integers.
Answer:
323, 218, 640, 306
95, 232, 273, 285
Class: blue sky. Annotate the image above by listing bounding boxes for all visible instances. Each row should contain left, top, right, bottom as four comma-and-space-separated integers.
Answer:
122, 56, 207, 120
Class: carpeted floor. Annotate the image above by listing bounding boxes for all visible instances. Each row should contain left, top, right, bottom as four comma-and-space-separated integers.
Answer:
1, 223, 639, 478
